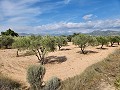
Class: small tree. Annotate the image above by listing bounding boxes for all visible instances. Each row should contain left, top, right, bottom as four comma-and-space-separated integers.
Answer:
12, 37, 30, 56
27, 65, 61, 90
55, 36, 68, 50
29, 35, 56, 64
96, 36, 108, 49
0, 36, 14, 49
72, 34, 97, 54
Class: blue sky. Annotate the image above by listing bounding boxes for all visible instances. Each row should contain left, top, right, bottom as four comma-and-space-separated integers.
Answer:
0, 0, 120, 34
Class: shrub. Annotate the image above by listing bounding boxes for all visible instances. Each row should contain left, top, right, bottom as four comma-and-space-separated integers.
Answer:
27, 65, 61, 90
0, 74, 21, 90
43, 77, 61, 90
27, 65, 46, 90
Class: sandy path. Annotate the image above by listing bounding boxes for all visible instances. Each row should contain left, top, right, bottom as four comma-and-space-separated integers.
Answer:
0, 42, 119, 85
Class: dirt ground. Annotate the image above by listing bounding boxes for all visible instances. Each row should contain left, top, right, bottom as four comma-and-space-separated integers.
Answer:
0, 42, 119, 86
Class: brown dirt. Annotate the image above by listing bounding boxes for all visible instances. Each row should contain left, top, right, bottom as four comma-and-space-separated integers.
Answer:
0, 42, 119, 86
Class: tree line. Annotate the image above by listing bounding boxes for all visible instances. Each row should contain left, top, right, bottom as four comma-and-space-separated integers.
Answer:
0, 29, 120, 64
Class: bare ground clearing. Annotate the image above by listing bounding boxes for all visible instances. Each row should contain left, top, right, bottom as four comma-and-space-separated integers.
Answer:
0, 42, 119, 86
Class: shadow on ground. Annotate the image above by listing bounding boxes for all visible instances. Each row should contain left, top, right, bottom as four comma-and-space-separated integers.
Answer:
76, 50, 98, 54
96, 47, 108, 50
60, 48, 71, 51
45, 56, 67, 64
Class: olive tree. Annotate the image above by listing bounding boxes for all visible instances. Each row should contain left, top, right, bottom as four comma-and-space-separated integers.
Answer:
29, 35, 56, 64
12, 37, 30, 56
72, 34, 97, 54
108, 36, 120, 46
55, 36, 68, 50
96, 36, 108, 49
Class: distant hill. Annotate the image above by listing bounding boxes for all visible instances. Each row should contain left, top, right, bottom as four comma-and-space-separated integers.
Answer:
18, 30, 120, 36
88, 30, 120, 36
18, 33, 34, 36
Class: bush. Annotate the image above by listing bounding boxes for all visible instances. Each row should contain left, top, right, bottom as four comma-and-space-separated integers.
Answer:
0, 74, 21, 90
27, 65, 46, 90
43, 77, 61, 90
27, 65, 61, 90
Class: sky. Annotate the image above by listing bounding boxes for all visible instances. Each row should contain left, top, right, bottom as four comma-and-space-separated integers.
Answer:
0, 0, 120, 34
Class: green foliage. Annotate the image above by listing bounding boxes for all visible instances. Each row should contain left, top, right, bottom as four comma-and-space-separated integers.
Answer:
12, 37, 30, 56
27, 65, 61, 90
27, 65, 46, 90
72, 34, 97, 54
67, 33, 81, 42
0, 74, 21, 90
0, 36, 14, 49
13, 37, 30, 50
96, 36, 108, 48
29, 35, 56, 64
41, 36, 56, 52
115, 78, 120, 90
88, 36, 98, 46
1, 29, 19, 37
55, 36, 68, 50
108, 36, 120, 46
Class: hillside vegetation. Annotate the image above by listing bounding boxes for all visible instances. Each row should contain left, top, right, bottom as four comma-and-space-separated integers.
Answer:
59, 48, 120, 90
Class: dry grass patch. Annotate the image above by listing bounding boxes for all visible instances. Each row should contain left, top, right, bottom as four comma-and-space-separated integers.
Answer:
59, 48, 120, 90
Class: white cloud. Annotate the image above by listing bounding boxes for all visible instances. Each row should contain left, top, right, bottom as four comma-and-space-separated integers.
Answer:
34, 19, 120, 33
0, 19, 120, 34
0, 0, 68, 26
83, 14, 96, 20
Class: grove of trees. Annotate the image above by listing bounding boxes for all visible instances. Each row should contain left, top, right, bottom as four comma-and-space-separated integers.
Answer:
0, 29, 120, 90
